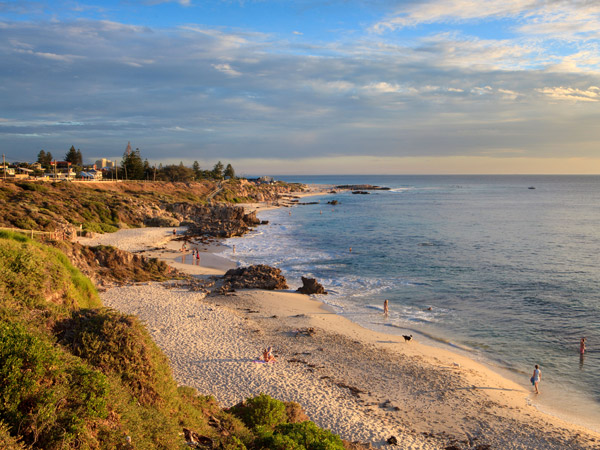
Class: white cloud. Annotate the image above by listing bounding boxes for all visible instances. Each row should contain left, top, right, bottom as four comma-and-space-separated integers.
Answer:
537, 86, 600, 102
13, 47, 82, 63
372, 0, 537, 32
212, 63, 242, 77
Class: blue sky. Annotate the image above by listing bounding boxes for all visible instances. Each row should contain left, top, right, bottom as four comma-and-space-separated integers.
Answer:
1, 0, 599, 174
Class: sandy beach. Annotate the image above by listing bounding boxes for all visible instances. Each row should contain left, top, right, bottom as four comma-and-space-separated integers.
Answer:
79, 226, 600, 449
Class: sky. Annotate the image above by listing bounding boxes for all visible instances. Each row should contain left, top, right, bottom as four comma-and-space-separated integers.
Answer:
1, 0, 599, 175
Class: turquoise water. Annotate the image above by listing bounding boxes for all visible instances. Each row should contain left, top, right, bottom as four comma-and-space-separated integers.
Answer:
224, 175, 600, 429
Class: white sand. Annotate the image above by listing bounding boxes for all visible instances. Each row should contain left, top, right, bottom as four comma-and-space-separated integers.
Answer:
90, 227, 600, 449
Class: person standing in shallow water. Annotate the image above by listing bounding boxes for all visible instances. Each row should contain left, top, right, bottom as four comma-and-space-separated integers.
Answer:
580, 337, 586, 355
383, 299, 389, 316
532, 364, 542, 394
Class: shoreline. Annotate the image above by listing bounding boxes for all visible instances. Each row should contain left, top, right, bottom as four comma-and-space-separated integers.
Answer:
226, 190, 600, 434
77, 204, 600, 448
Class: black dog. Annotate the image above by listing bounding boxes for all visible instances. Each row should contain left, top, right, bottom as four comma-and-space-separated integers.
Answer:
402, 334, 413, 342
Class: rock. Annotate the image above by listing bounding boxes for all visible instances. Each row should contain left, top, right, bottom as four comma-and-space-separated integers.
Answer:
387, 436, 398, 445
171, 204, 262, 238
221, 265, 288, 290
296, 277, 327, 295
327, 200, 338, 205
336, 184, 391, 191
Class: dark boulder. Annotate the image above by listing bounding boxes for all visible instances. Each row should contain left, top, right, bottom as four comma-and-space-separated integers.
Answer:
296, 277, 327, 295
222, 265, 288, 290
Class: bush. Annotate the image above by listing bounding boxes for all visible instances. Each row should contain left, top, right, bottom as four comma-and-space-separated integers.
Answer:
56, 309, 175, 406
0, 421, 27, 450
285, 401, 310, 423
0, 322, 109, 448
16, 182, 48, 193
82, 222, 119, 233
0, 232, 101, 312
273, 422, 345, 450
230, 394, 287, 431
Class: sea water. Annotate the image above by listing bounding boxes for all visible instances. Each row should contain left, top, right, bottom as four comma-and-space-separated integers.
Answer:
223, 175, 600, 430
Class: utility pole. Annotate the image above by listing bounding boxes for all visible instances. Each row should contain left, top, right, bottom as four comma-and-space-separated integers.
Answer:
115, 161, 118, 182
2, 154, 5, 180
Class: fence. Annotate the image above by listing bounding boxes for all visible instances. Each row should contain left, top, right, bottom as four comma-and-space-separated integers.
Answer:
0, 226, 70, 241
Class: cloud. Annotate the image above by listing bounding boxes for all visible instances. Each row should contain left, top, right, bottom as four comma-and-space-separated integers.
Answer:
0, 17, 599, 170
372, 0, 537, 32
212, 63, 242, 77
537, 86, 600, 102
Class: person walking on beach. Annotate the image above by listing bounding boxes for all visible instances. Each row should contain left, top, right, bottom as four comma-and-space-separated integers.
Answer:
532, 364, 541, 394
383, 299, 389, 316
580, 337, 586, 355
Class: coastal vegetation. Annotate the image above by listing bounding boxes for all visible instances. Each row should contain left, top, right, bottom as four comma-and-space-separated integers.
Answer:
0, 230, 348, 449
0, 179, 302, 233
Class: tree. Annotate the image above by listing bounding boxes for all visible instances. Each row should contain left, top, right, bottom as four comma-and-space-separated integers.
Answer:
121, 147, 145, 180
143, 159, 151, 180
224, 163, 235, 179
65, 145, 78, 164
192, 161, 201, 180
37, 150, 53, 168
65, 145, 83, 171
212, 161, 224, 179
157, 164, 195, 182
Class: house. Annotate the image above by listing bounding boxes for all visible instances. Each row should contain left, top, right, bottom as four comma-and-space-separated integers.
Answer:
49, 161, 76, 179
258, 176, 275, 184
79, 169, 102, 180
1, 166, 15, 176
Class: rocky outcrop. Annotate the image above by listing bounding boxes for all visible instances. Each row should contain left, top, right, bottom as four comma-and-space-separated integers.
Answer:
296, 277, 327, 295
221, 265, 288, 291
336, 184, 391, 191
169, 204, 261, 238
54, 241, 173, 286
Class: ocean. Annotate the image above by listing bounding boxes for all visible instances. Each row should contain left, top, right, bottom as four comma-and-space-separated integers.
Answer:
223, 175, 600, 430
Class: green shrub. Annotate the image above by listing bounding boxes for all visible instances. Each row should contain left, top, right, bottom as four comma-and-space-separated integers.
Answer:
0, 322, 109, 448
83, 222, 119, 233
229, 394, 287, 431
272, 422, 345, 450
0, 232, 100, 312
16, 182, 48, 193
263, 433, 306, 450
57, 309, 175, 406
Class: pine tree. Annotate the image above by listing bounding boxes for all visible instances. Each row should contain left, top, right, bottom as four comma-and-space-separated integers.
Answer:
121, 147, 145, 180
224, 163, 235, 179
37, 150, 46, 165
212, 161, 224, 179
65, 145, 78, 164
192, 161, 201, 179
